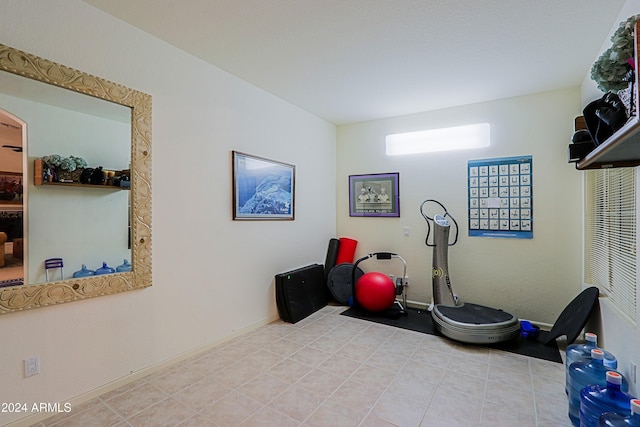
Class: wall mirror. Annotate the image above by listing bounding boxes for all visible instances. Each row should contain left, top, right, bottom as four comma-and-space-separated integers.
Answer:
0, 43, 152, 315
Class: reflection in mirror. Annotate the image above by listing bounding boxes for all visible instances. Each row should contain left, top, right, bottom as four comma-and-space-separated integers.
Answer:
0, 111, 24, 287
0, 70, 132, 285
0, 43, 152, 315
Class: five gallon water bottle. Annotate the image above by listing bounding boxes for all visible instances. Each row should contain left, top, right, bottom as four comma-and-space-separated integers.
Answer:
580, 371, 636, 427
566, 333, 618, 394
599, 399, 640, 426
568, 349, 628, 426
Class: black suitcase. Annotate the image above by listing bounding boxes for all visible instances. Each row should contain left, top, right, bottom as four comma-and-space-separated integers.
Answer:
275, 263, 327, 323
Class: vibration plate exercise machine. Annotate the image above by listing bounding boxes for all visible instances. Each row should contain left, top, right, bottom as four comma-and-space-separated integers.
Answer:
420, 199, 521, 344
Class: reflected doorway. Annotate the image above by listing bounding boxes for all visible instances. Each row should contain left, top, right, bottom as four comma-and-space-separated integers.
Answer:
0, 108, 25, 287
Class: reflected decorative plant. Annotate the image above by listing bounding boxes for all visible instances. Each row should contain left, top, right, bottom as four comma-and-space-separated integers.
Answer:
41, 154, 87, 171
41, 154, 62, 167
591, 15, 640, 93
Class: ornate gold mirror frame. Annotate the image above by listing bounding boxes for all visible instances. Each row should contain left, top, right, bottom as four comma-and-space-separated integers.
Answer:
0, 43, 152, 315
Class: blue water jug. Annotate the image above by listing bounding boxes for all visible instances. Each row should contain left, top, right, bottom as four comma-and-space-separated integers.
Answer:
72, 264, 95, 278
116, 259, 132, 272
94, 262, 115, 275
568, 349, 628, 426
566, 333, 618, 394
599, 399, 640, 426
580, 371, 636, 427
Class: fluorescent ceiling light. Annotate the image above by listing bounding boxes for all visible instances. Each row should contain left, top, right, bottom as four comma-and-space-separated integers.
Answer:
385, 123, 490, 155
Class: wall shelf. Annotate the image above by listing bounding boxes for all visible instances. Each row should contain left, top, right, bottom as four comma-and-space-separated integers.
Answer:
35, 181, 124, 190
575, 21, 640, 170
33, 159, 129, 190
576, 118, 640, 169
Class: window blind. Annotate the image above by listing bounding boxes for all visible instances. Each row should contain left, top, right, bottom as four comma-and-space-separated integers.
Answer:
585, 168, 637, 323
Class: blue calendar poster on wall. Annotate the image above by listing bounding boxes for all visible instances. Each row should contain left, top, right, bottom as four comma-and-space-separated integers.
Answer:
468, 155, 533, 239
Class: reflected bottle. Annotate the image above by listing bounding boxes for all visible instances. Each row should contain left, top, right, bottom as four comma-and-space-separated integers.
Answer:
116, 259, 132, 272
94, 262, 115, 275
72, 264, 95, 278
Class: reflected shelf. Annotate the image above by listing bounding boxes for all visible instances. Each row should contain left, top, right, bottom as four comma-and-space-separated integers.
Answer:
35, 182, 127, 190
33, 159, 130, 189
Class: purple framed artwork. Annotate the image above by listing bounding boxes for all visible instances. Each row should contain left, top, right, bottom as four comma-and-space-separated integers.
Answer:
349, 172, 399, 217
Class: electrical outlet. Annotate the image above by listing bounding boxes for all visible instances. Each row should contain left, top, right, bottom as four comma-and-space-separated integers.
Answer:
24, 356, 39, 378
404, 276, 409, 287
403, 226, 410, 236
631, 362, 637, 383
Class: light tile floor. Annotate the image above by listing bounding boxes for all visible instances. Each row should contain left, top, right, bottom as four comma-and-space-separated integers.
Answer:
32, 305, 573, 427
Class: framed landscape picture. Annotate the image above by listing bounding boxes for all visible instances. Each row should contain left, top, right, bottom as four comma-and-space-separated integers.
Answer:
232, 151, 295, 220
349, 172, 399, 217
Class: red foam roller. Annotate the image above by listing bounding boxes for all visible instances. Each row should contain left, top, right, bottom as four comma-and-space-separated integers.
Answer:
335, 237, 357, 264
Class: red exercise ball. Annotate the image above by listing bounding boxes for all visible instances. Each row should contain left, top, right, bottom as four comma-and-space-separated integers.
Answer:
356, 272, 396, 312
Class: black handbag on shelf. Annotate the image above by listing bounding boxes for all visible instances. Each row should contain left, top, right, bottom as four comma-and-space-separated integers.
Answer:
583, 92, 630, 147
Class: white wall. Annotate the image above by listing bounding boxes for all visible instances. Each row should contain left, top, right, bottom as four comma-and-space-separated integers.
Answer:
0, 1, 336, 425
579, 0, 640, 397
337, 88, 583, 325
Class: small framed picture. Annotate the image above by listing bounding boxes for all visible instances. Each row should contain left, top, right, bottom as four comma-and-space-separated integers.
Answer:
232, 151, 295, 220
349, 172, 399, 217
0, 171, 23, 205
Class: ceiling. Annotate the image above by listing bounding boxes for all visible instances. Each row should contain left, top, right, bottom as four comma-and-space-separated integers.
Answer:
82, 0, 627, 125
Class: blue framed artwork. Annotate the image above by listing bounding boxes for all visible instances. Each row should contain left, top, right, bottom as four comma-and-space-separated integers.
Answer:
232, 151, 295, 220
349, 172, 400, 217
468, 155, 533, 239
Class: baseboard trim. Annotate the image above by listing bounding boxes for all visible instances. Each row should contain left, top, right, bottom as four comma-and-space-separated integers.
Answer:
4, 314, 279, 427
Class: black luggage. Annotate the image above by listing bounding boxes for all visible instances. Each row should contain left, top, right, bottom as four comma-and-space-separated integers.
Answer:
275, 263, 327, 323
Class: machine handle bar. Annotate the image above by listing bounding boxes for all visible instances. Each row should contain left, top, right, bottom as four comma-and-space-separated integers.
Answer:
420, 199, 458, 247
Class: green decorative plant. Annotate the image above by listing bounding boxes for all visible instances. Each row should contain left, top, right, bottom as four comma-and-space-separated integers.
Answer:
591, 15, 640, 93
41, 154, 62, 167
41, 154, 87, 172
69, 155, 87, 169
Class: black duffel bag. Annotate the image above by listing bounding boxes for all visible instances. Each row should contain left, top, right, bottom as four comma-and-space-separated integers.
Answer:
583, 91, 629, 146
